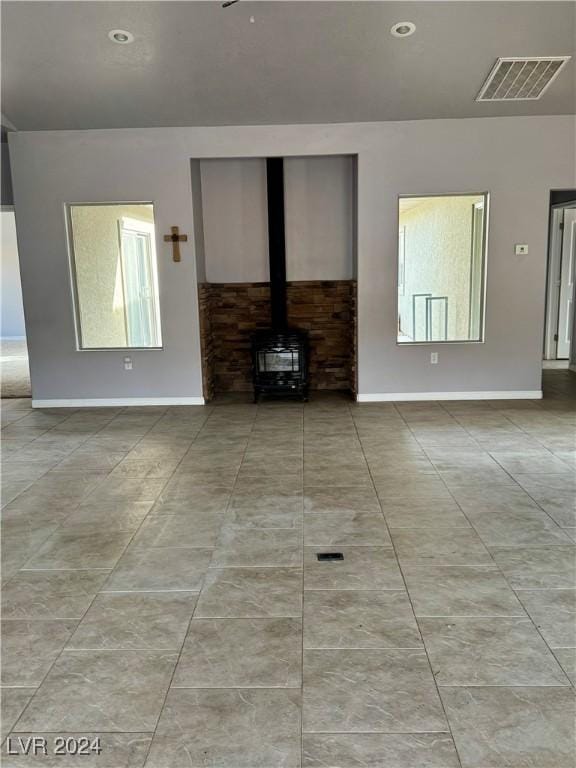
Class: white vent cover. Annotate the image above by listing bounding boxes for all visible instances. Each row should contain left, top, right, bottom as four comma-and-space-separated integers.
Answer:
476, 56, 571, 101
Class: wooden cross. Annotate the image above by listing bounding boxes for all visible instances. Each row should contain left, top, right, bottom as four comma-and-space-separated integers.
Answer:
163, 226, 188, 262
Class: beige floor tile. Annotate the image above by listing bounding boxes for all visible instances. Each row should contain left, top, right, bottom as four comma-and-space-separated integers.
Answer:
420, 617, 569, 685
211, 527, 302, 568
304, 590, 422, 649
490, 546, 576, 589
0, 688, 36, 742
67, 592, 197, 650
145, 688, 301, 768
391, 528, 493, 566
195, 567, 302, 617
441, 686, 576, 768
1, 619, 78, 686
403, 566, 526, 617
130, 513, 224, 549
103, 547, 212, 592
303, 649, 447, 733
304, 511, 391, 546
16, 650, 177, 732
2, 569, 110, 619
303, 733, 460, 767
516, 589, 576, 648
173, 617, 302, 687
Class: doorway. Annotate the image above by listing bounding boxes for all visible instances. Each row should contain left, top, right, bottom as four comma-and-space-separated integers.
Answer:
1, 208, 31, 397
544, 192, 576, 366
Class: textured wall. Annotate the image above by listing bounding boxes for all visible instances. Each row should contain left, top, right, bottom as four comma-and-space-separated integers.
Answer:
198, 280, 355, 396
398, 195, 484, 341
70, 204, 154, 348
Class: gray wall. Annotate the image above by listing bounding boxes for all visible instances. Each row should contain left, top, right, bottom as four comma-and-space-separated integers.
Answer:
200, 158, 269, 283
197, 155, 355, 283
8, 116, 574, 402
284, 155, 354, 281
1, 141, 14, 207
1, 210, 26, 337
190, 161, 206, 283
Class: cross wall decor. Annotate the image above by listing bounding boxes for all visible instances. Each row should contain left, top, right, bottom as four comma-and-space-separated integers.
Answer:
163, 226, 188, 262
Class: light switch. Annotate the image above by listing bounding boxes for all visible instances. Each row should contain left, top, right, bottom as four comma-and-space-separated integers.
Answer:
124, 356, 133, 371
430, 352, 438, 364
515, 244, 529, 255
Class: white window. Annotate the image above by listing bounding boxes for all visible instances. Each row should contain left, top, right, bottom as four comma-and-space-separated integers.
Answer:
398, 226, 406, 297
397, 193, 488, 344
68, 203, 162, 349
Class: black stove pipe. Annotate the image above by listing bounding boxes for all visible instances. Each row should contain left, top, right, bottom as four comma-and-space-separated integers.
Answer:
266, 157, 287, 329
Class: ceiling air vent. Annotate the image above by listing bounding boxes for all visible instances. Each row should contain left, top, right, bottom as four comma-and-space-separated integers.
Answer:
476, 56, 571, 101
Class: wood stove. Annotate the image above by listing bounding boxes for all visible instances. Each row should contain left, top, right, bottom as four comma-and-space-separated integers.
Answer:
252, 329, 309, 401
251, 157, 309, 402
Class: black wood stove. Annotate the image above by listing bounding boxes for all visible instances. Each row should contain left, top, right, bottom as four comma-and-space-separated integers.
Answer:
252, 157, 309, 402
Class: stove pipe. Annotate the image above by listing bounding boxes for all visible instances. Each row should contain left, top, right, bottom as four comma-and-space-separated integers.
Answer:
266, 157, 287, 328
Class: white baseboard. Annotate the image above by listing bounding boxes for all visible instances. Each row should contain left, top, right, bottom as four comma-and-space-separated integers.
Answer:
356, 390, 543, 403
32, 396, 206, 408
1, 336, 26, 341
542, 360, 569, 369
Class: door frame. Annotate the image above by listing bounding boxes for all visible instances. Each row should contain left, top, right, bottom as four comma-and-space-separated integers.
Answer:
544, 200, 576, 360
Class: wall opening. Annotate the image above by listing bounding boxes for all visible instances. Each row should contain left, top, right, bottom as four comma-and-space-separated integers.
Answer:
1, 208, 31, 397
544, 190, 576, 368
192, 155, 358, 399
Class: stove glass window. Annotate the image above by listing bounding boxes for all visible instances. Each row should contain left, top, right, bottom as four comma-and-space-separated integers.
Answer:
258, 350, 299, 372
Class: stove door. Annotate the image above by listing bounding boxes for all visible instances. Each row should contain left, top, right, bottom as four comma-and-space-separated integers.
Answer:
257, 349, 300, 373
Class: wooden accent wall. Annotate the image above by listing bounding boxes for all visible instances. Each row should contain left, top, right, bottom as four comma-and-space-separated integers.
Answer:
198, 280, 356, 397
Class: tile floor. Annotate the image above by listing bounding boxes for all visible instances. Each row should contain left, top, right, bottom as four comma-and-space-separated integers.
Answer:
1, 371, 575, 767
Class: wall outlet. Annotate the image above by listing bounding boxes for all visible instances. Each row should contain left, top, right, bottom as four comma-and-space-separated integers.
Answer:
515, 244, 529, 255
123, 356, 133, 371
430, 352, 438, 364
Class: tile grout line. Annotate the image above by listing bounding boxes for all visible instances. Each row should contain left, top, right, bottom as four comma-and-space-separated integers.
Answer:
441, 398, 574, 532
5, 405, 212, 741
3, 405, 169, 587
137, 402, 244, 767
350, 399, 465, 768
430, 402, 574, 686
139, 400, 260, 766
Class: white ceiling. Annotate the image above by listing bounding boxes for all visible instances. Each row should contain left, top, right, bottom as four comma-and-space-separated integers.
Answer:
2, 1, 574, 131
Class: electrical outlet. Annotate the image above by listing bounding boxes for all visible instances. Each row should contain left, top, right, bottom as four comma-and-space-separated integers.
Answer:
515, 244, 528, 255
124, 356, 133, 371
430, 352, 438, 364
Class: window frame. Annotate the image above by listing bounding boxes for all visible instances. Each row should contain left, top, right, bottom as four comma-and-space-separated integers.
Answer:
65, 201, 164, 352
395, 191, 489, 346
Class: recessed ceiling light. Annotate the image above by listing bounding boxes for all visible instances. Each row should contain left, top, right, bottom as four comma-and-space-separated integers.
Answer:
391, 22, 416, 38
108, 29, 134, 44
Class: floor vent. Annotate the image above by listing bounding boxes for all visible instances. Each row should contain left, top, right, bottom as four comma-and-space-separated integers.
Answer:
476, 56, 571, 101
317, 552, 344, 562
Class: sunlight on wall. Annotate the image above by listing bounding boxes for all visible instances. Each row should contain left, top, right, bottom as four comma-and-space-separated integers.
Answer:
69, 204, 158, 348
398, 194, 485, 343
